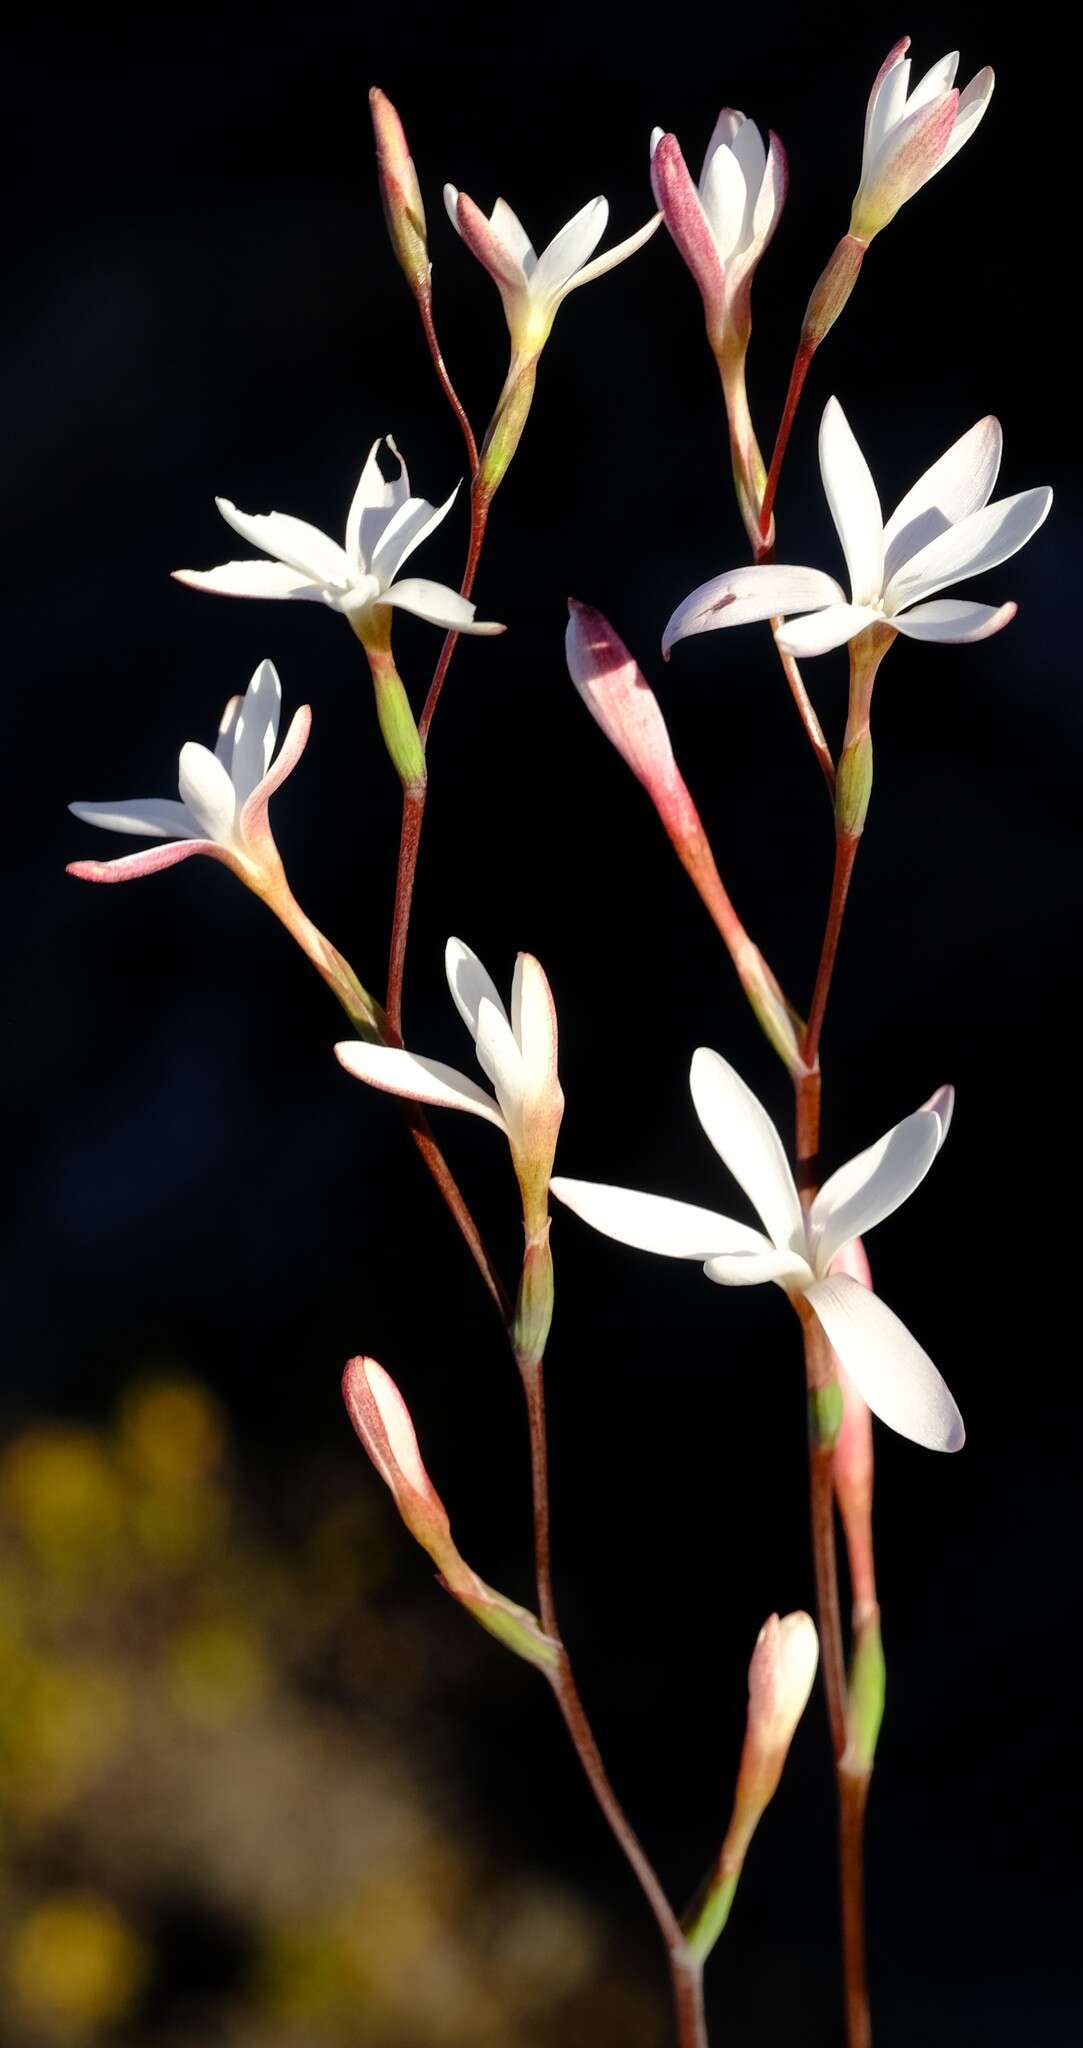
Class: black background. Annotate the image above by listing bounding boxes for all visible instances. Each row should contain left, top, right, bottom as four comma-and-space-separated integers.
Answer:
9, 1, 1080, 2040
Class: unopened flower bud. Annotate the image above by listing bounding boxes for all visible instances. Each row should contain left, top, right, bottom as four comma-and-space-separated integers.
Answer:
370, 89, 430, 303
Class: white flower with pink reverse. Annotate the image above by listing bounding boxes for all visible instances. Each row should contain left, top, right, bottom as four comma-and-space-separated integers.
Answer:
444, 184, 660, 352
649, 112, 786, 348
851, 38, 994, 242
551, 1050, 963, 1453
664, 398, 1052, 660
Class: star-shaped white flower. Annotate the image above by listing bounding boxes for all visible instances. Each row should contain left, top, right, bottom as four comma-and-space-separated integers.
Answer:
663, 398, 1052, 660
67, 658, 308, 886
444, 185, 660, 354
551, 1049, 963, 1452
649, 112, 787, 349
174, 437, 503, 637
852, 38, 994, 241
336, 938, 563, 1221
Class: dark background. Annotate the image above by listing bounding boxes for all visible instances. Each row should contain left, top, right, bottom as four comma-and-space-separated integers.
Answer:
7, 1, 1079, 2041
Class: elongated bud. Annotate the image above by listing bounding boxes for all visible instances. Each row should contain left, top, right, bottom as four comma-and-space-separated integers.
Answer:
684, 1611, 818, 1959
850, 88, 960, 242
512, 1228, 554, 1372
343, 1358, 558, 1672
370, 89, 430, 304
800, 233, 866, 353
649, 131, 726, 349
566, 601, 804, 1076
348, 609, 427, 794
478, 355, 538, 501
836, 729, 873, 837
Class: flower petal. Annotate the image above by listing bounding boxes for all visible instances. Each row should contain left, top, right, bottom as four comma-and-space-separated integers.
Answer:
346, 437, 410, 571
230, 659, 281, 804
560, 209, 662, 298
651, 133, 725, 329
450, 188, 529, 298
445, 938, 508, 1041
704, 1247, 813, 1287
662, 565, 844, 654
510, 952, 559, 1102
371, 485, 458, 584
532, 197, 609, 298
751, 130, 788, 248
378, 576, 505, 634
489, 198, 536, 271
68, 797, 199, 840
905, 50, 959, 113
699, 126, 748, 262
550, 1176, 769, 1260
862, 37, 911, 170
215, 500, 351, 588
937, 66, 994, 168
894, 598, 1017, 643
334, 1041, 506, 1129
474, 996, 525, 1145
884, 486, 1053, 612
809, 1108, 942, 1272
215, 695, 243, 766
818, 398, 883, 604
805, 1274, 964, 1452
67, 839, 224, 883
172, 560, 326, 601
922, 1083, 954, 1143
689, 1048, 803, 1254
238, 705, 312, 841
883, 416, 1002, 583
177, 742, 237, 843
773, 604, 878, 658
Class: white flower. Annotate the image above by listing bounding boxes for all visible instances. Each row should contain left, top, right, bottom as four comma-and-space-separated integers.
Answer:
67, 659, 307, 885
551, 1050, 963, 1452
852, 38, 994, 241
648, 113, 786, 347
663, 398, 1052, 660
336, 938, 563, 1214
174, 437, 503, 637
444, 185, 660, 353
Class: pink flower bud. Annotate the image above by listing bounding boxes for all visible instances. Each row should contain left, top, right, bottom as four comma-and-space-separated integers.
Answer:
649, 131, 727, 347
726, 1611, 819, 1866
342, 1356, 453, 1559
369, 89, 430, 301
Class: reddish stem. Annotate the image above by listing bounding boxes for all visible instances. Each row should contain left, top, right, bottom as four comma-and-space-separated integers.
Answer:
840, 1771, 872, 2048
386, 787, 425, 1042
802, 828, 860, 1071
403, 1101, 509, 1320
773, 634, 836, 800
418, 293, 478, 477
759, 338, 813, 540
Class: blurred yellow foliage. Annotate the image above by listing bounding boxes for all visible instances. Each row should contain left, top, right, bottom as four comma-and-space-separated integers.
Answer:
6, 1891, 147, 2029
165, 1618, 270, 1725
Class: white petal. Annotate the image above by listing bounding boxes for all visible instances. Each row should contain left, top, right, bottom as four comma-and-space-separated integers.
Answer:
905, 50, 959, 113
173, 560, 326, 601
334, 1041, 506, 1129
818, 398, 883, 604
550, 1176, 771, 1260
806, 1275, 964, 1452
662, 564, 844, 654
704, 1247, 813, 1287
809, 1108, 942, 1273
215, 695, 242, 765
370, 486, 458, 584
884, 486, 1052, 612
345, 437, 410, 573
510, 953, 559, 1105
230, 659, 282, 803
379, 576, 504, 634
883, 417, 1002, 583
443, 184, 462, 234
532, 197, 609, 298
490, 197, 536, 273
937, 67, 994, 168
774, 603, 879, 657
699, 135, 747, 260
863, 47, 911, 169
729, 116, 768, 246
474, 996, 525, 1144
922, 1083, 955, 1144
560, 211, 662, 297
68, 797, 199, 841
177, 742, 238, 844
894, 598, 1017, 644
689, 1048, 804, 1255
216, 500, 351, 588
445, 937, 508, 1042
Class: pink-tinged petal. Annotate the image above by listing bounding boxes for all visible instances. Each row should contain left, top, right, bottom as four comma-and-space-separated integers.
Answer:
563, 209, 662, 297
806, 1273, 964, 1452
371, 485, 458, 584
335, 1040, 507, 1130
342, 1356, 448, 1513
532, 196, 609, 298
229, 659, 281, 804
862, 37, 911, 167
68, 797, 198, 840
566, 599, 679, 792
67, 838, 228, 883
238, 705, 312, 841
445, 938, 508, 1041
650, 132, 726, 334
703, 1246, 813, 1287
489, 197, 536, 271
378, 576, 505, 634
809, 1108, 942, 1273
854, 89, 959, 234
215, 500, 351, 587
906, 50, 959, 113
894, 599, 1017, 644
474, 995, 525, 1143
773, 603, 879, 657
884, 486, 1052, 612
662, 565, 844, 654
178, 742, 237, 844
452, 188, 529, 298
922, 1083, 955, 1145
689, 1048, 803, 1254
937, 66, 994, 167
818, 397, 883, 602
550, 1175, 769, 1260
751, 130, 788, 249
883, 416, 1003, 582
172, 560, 326, 601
